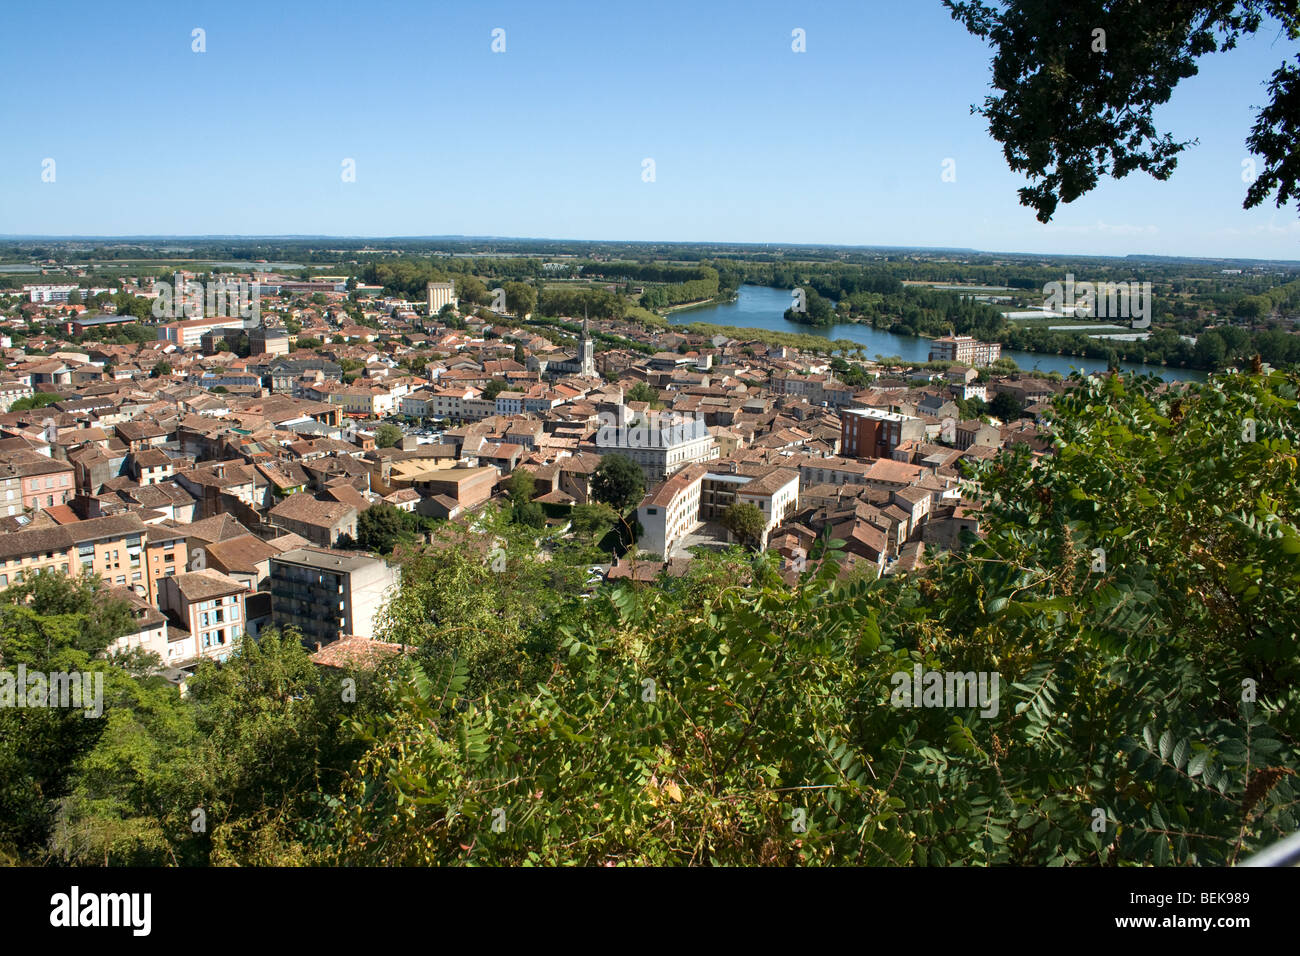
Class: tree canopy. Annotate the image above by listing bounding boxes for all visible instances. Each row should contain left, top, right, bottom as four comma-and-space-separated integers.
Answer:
947, 1, 1300, 220
592, 454, 646, 512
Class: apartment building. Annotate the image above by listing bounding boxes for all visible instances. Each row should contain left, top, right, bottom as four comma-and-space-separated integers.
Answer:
105, 588, 170, 662
8, 454, 76, 512
928, 335, 1002, 366
157, 315, 244, 347
0, 525, 76, 588
735, 467, 800, 549
269, 547, 399, 649
0, 378, 34, 413
770, 372, 854, 406
248, 324, 290, 357
411, 466, 497, 519
841, 407, 925, 460
0, 512, 186, 601
158, 569, 248, 663
400, 389, 437, 418
636, 463, 707, 558
24, 284, 79, 303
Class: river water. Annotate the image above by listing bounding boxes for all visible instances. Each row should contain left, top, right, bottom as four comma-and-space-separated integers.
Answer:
669, 285, 1207, 383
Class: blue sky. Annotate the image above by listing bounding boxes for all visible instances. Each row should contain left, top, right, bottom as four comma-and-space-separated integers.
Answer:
1, 0, 1296, 259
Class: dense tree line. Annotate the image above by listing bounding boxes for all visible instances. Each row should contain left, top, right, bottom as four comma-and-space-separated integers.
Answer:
537, 286, 627, 320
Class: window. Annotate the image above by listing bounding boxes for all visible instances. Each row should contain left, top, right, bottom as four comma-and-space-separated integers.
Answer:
45, 477, 53, 489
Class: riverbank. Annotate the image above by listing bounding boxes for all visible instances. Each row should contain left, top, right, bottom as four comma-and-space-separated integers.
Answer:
667, 284, 1209, 382
663, 293, 738, 315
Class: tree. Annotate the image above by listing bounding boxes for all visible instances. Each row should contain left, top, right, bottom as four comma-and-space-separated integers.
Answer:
374, 423, 403, 449
947, 1, 1300, 221
624, 381, 661, 407
150, 360, 172, 378
0, 572, 135, 857
591, 455, 645, 512
989, 390, 1025, 421
722, 501, 767, 549
512, 500, 546, 529
482, 378, 508, 400
570, 502, 618, 539
504, 467, 535, 504
504, 281, 536, 319
324, 368, 1300, 867
9, 392, 61, 412
456, 275, 489, 306
351, 503, 413, 555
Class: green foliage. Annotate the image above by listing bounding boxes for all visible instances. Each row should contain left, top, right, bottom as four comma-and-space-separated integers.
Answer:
7, 365, 1298, 867
571, 502, 619, 540
0, 573, 136, 856
623, 381, 661, 407
504, 281, 536, 318
456, 275, 489, 306
322, 367, 1300, 865
592, 454, 645, 512
512, 500, 546, 529
989, 391, 1025, 421
372, 513, 584, 695
946, 1, 1300, 221
722, 501, 767, 549
374, 423, 403, 449
345, 502, 415, 555
504, 468, 535, 504
9, 392, 61, 412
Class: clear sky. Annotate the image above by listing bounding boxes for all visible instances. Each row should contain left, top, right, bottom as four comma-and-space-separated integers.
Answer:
1, 0, 1296, 259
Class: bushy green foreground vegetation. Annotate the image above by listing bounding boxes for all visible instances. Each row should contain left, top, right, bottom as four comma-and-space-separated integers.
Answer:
1, 369, 1297, 866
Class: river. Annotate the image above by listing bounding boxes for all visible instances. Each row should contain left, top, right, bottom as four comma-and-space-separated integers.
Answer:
669, 285, 1207, 383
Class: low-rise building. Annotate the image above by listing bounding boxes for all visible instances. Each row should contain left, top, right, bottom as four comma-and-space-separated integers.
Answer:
157, 569, 248, 663
268, 494, 358, 548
